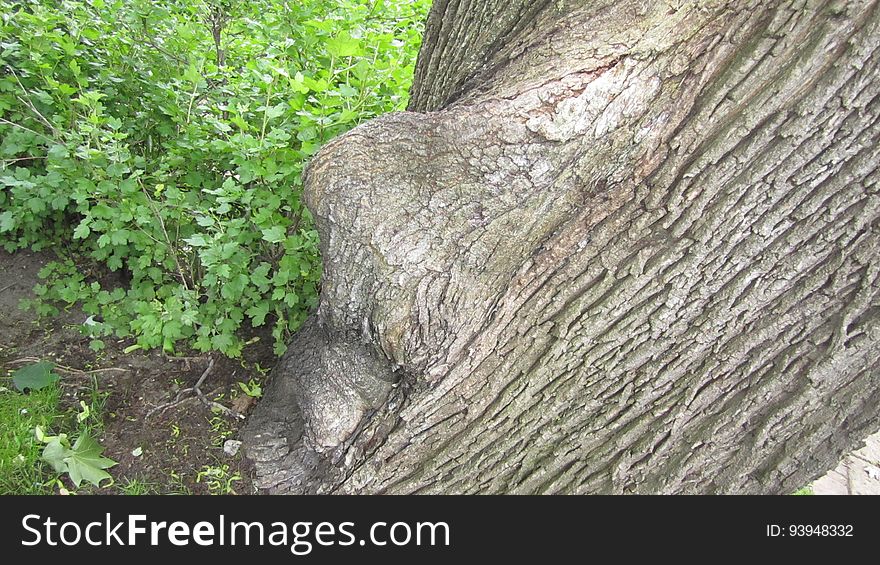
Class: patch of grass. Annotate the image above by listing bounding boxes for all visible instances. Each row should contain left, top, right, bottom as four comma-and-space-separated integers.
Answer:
1, 363, 115, 494
792, 486, 814, 495
118, 478, 158, 495
0, 381, 61, 494
75, 375, 110, 436
165, 470, 193, 495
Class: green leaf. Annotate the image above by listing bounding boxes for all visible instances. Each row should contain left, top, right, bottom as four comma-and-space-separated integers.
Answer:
326, 32, 361, 57
106, 163, 129, 177
51, 195, 68, 210
11, 362, 59, 392
66, 434, 118, 487
0, 211, 16, 233
181, 309, 198, 327
211, 333, 234, 352
338, 84, 358, 98
28, 198, 46, 213
183, 234, 208, 247
246, 302, 270, 326
290, 71, 309, 94
120, 179, 138, 194
238, 380, 262, 398
41, 432, 117, 487
42, 437, 71, 473
265, 103, 286, 119
110, 229, 130, 246
183, 63, 201, 84
221, 273, 249, 300
250, 262, 271, 289
261, 226, 286, 243
296, 126, 317, 142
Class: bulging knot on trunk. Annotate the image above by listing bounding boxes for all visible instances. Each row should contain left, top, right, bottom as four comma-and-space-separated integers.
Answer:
249, 47, 681, 472
278, 318, 397, 452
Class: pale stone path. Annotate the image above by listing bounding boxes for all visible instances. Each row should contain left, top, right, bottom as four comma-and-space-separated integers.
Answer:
811, 431, 880, 495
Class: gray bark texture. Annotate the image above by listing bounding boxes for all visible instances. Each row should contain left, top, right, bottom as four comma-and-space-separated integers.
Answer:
242, 0, 880, 494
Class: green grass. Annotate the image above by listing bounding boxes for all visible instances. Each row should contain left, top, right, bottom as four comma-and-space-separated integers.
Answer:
792, 486, 814, 495
117, 478, 159, 495
76, 375, 110, 437
0, 381, 61, 494
1, 366, 111, 494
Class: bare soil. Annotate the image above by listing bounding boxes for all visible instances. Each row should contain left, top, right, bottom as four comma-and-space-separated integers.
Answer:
0, 249, 279, 494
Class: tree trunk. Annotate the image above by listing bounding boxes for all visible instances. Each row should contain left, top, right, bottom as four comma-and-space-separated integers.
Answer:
243, 0, 880, 494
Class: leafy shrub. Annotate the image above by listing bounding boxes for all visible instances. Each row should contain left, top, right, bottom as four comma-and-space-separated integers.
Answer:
0, 0, 430, 356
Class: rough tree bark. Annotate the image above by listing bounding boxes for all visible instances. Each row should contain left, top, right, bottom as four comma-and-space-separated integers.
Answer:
242, 0, 880, 494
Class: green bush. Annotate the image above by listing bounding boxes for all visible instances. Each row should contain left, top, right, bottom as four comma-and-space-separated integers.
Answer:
0, 0, 430, 356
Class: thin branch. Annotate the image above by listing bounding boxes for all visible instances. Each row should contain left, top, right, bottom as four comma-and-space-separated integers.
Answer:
16, 95, 59, 136
193, 358, 242, 420
7, 67, 61, 137
140, 182, 191, 290
141, 34, 188, 66
145, 357, 242, 420
79, 2, 188, 67
145, 385, 198, 419
192, 357, 215, 390
0, 118, 53, 142
5, 356, 129, 376
1, 156, 47, 165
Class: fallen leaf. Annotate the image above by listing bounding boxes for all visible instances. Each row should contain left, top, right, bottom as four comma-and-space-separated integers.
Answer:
12, 362, 59, 392
231, 394, 256, 414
